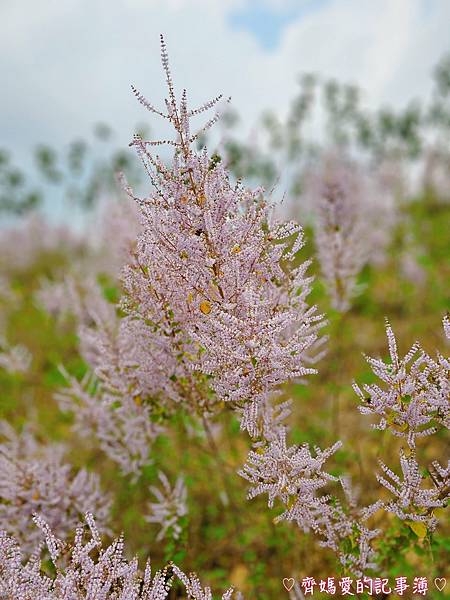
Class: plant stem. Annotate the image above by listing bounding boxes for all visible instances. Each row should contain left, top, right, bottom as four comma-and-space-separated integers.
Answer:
201, 414, 243, 536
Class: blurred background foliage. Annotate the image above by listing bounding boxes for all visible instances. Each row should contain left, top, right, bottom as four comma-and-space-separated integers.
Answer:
1, 52, 450, 217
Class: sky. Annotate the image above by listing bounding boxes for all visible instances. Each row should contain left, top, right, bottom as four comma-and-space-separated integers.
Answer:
1, 0, 450, 169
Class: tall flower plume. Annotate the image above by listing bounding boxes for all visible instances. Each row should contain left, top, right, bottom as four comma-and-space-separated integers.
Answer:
121, 35, 325, 438
303, 155, 397, 311
61, 34, 325, 475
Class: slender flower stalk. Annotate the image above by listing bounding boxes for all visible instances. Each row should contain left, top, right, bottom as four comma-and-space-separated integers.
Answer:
145, 471, 187, 542
376, 451, 447, 529
238, 429, 379, 575
353, 319, 449, 449
0, 514, 240, 600
354, 318, 449, 533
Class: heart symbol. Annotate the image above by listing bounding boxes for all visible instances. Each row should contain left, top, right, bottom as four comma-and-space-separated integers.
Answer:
434, 578, 446, 592
283, 578, 295, 592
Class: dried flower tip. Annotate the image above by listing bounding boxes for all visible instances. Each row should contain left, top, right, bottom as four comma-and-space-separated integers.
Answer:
199, 300, 212, 315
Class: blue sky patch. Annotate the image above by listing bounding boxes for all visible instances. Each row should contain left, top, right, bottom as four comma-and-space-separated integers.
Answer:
228, 0, 331, 51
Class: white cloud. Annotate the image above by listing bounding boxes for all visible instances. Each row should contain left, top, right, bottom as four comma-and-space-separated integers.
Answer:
0, 0, 448, 160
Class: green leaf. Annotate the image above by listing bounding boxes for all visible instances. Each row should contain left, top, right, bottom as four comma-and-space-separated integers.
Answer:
406, 520, 427, 539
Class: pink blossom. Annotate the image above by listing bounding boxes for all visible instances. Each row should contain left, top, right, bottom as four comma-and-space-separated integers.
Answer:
0, 423, 111, 554
353, 319, 449, 448
0, 513, 240, 600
